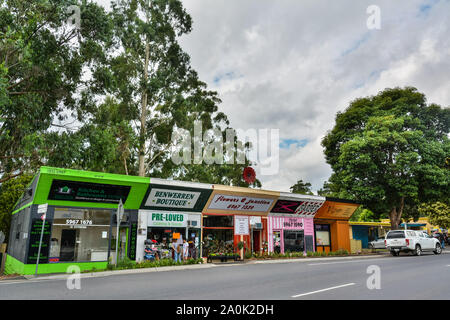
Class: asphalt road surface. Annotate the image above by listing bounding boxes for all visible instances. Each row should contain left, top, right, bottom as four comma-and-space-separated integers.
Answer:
1, 252, 449, 300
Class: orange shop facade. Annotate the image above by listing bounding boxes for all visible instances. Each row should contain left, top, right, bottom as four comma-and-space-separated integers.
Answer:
313, 198, 360, 253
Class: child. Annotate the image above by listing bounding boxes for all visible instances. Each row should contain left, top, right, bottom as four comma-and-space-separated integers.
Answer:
183, 239, 189, 260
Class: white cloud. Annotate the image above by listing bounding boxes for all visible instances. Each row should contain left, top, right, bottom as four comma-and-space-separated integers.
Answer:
94, 0, 450, 192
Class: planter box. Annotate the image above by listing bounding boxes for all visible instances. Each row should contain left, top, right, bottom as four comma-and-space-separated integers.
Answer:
207, 255, 239, 263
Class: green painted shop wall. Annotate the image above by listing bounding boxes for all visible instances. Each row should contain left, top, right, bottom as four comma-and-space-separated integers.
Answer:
5, 254, 108, 275
32, 167, 150, 210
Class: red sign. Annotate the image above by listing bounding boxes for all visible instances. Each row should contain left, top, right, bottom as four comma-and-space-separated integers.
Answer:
271, 200, 302, 214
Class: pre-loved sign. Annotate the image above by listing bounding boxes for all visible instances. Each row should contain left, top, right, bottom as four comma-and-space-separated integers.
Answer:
147, 212, 188, 228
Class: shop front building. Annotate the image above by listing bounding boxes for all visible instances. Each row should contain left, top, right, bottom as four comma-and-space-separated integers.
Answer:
313, 198, 360, 253
202, 185, 279, 257
5, 167, 149, 275
268, 193, 325, 254
137, 179, 212, 261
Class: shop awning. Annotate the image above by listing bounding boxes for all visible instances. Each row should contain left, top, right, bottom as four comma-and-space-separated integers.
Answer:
314, 200, 360, 221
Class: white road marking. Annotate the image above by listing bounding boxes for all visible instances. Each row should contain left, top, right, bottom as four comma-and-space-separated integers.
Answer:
292, 283, 356, 298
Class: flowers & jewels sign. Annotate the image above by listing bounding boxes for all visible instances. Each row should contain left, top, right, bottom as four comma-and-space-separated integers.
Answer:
208, 194, 274, 212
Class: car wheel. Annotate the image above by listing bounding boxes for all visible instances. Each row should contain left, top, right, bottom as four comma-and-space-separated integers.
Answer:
368, 244, 374, 250
434, 244, 442, 255
414, 245, 422, 256
390, 250, 398, 256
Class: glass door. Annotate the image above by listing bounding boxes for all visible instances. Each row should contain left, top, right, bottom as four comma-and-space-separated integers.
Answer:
110, 227, 128, 263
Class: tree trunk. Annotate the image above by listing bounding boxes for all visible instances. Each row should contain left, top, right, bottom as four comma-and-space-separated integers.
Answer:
138, 7, 151, 177
389, 197, 405, 230
389, 207, 399, 230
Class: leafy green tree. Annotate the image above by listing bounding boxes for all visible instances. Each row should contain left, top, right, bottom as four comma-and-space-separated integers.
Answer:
349, 206, 377, 222
322, 87, 450, 229
0, 0, 113, 182
290, 179, 314, 195
0, 174, 33, 238
317, 178, 353, 198
419, 202, 450, 229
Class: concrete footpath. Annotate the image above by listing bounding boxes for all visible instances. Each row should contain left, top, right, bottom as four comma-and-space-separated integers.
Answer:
18, 253, 391, 282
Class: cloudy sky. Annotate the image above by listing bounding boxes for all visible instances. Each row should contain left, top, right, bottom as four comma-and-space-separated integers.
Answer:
98, 0, 450, 193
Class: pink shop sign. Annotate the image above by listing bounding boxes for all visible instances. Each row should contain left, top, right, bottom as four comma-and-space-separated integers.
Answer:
270, 216, 305, 230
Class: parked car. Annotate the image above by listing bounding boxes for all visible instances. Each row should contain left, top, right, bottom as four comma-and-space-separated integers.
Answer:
384, 230, 442, 256
368, 237, 386, 249
432, 232, 446, 246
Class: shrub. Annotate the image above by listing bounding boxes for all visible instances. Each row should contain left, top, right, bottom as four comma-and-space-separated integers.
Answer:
334, 249, 349, 256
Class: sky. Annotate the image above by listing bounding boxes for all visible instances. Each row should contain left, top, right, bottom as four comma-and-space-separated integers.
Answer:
97, 0, 450, 193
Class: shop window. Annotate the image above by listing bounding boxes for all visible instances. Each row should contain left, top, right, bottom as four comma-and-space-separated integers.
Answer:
203, 215, 233, 228
284, 230, 304, 252
50, 208, 111, 263
315, 224, 331, 246
203, 229, 234, 256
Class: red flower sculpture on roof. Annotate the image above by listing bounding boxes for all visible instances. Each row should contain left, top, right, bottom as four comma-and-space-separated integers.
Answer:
243, 167, 256, 184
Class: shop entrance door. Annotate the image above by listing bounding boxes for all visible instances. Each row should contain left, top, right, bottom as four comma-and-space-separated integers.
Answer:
60, 229, 76, 261
110, 227, 128, 263
252, 230, 260, 252
273, 231, 281, 253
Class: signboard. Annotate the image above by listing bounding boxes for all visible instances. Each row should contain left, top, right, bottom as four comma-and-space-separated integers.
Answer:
147, 212, 188, 228
234, 216, 249, 235
294, 201, 324, 216
141, 184, 212, 212
48, 180, 131, 204
37, 203, 48, 214
282, 218, 303, 229
27, 219, 51, 264
144, 188, 201, 209
128, 222, 138, 260
271, 199, 324, 216
208, 194, 274, 213
271, 200, 302, 214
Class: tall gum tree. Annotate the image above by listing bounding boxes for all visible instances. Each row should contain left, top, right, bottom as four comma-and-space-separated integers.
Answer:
103, 0, 229, 177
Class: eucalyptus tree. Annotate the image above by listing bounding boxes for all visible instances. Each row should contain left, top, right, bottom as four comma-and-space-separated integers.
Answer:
102, 0, 227, 177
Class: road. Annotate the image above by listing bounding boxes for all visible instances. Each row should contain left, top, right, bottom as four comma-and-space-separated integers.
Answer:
1, 252, 449, 300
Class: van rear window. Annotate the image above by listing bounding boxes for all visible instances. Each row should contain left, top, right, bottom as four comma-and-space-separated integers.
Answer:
387, 231, 405, 239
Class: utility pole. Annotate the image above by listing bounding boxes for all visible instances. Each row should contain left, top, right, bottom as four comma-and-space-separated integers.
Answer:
115, 199, 124, 265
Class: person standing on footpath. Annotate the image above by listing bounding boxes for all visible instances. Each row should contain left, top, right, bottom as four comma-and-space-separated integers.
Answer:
171, 239, 181, 262
183, 239, 189, 261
